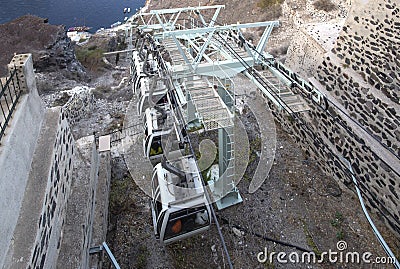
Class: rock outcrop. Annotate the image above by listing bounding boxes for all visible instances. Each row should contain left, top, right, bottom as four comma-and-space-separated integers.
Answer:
0, 15, 86, 79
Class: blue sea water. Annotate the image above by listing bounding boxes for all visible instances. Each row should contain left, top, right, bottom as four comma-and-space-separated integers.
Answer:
0, 0, 145, 31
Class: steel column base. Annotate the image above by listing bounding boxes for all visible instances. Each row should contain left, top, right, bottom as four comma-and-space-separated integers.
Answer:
209, 181, 243, 210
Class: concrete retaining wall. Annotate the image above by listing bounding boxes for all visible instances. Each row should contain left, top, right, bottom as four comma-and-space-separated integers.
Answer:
57, 136, 111, 269
90, 151, 112, 269
0, 54, 45, 268
4, 106, 75, 269
56, 136, 98, 269
1, 53, 112, 269
285, 27, 327, 78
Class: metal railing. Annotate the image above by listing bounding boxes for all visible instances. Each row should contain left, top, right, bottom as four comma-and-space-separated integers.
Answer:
0, 68, 22, 143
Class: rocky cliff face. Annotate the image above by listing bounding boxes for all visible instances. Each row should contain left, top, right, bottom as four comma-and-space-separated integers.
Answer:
35, 27, 86, 79
0, 15, 86, 79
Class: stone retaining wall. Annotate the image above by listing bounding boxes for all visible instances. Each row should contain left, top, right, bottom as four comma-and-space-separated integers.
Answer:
62, 87, 95, 126
267, 94, 400, 236
282, 0, 400, 237
316, 0, 399, 156
28, 110, 75, 269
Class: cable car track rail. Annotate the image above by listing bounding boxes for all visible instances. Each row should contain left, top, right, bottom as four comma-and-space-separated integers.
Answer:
189, 12, 400, 164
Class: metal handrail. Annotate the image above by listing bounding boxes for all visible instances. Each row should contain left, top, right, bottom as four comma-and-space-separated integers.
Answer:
0, 68, 22, 144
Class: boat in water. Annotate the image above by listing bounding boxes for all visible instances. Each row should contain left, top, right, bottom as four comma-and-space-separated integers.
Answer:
110, 21, 122, 28
67, 26, 92, 32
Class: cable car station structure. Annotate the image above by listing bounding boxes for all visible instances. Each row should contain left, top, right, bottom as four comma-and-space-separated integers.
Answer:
125, 4, 330, 245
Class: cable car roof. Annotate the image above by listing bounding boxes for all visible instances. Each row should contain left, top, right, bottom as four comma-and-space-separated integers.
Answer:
155, 157, 207, 210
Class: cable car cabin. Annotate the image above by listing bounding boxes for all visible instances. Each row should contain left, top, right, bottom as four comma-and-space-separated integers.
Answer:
143, 105, 176, 165
131, 51, 145, 93
131, 51, 159, 93
137, 78, 169, 115
150, 157, 211, 244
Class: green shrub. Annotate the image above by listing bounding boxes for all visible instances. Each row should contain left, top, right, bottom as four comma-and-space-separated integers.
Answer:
88, 45, 97, 50
257, 0, 285, 9
75, 46, 106, 71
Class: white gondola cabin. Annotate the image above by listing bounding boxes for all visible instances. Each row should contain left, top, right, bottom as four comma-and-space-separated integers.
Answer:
131, 51, 145, 93
150, 157, 211, 244
137, 78, 169, 115
131, 51, 159, 93
142, 105, 176, 165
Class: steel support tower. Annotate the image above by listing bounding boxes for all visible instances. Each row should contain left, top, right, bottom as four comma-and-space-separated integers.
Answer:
126, 5, 312, 209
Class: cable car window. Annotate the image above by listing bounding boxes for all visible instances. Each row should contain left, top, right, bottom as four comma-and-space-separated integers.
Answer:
143, 118, 148, 136
145, 135, 152, 157
164, 206, 210, 240
156, 200, 162, 215
156, 94, 168, 105
154, 188, 162, 214
150, 136, 163, 156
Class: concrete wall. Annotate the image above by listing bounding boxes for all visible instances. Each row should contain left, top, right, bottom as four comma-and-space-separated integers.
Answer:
90, 151, 112, 269
1, 53, 112, 269
285, 19, 345, 78
282, 0, 400, 236
0, 54, 45, 268
56, 136, 97, 268
3, 106, 75, 269
7, 54, 37, 94
285, 26, 327, 77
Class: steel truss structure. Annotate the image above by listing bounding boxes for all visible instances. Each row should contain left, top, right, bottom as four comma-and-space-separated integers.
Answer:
126, 5, 325, 209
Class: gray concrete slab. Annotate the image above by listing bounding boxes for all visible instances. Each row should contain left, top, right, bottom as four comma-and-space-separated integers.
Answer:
0, 88, 44, 268
89, 151, 111, 269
